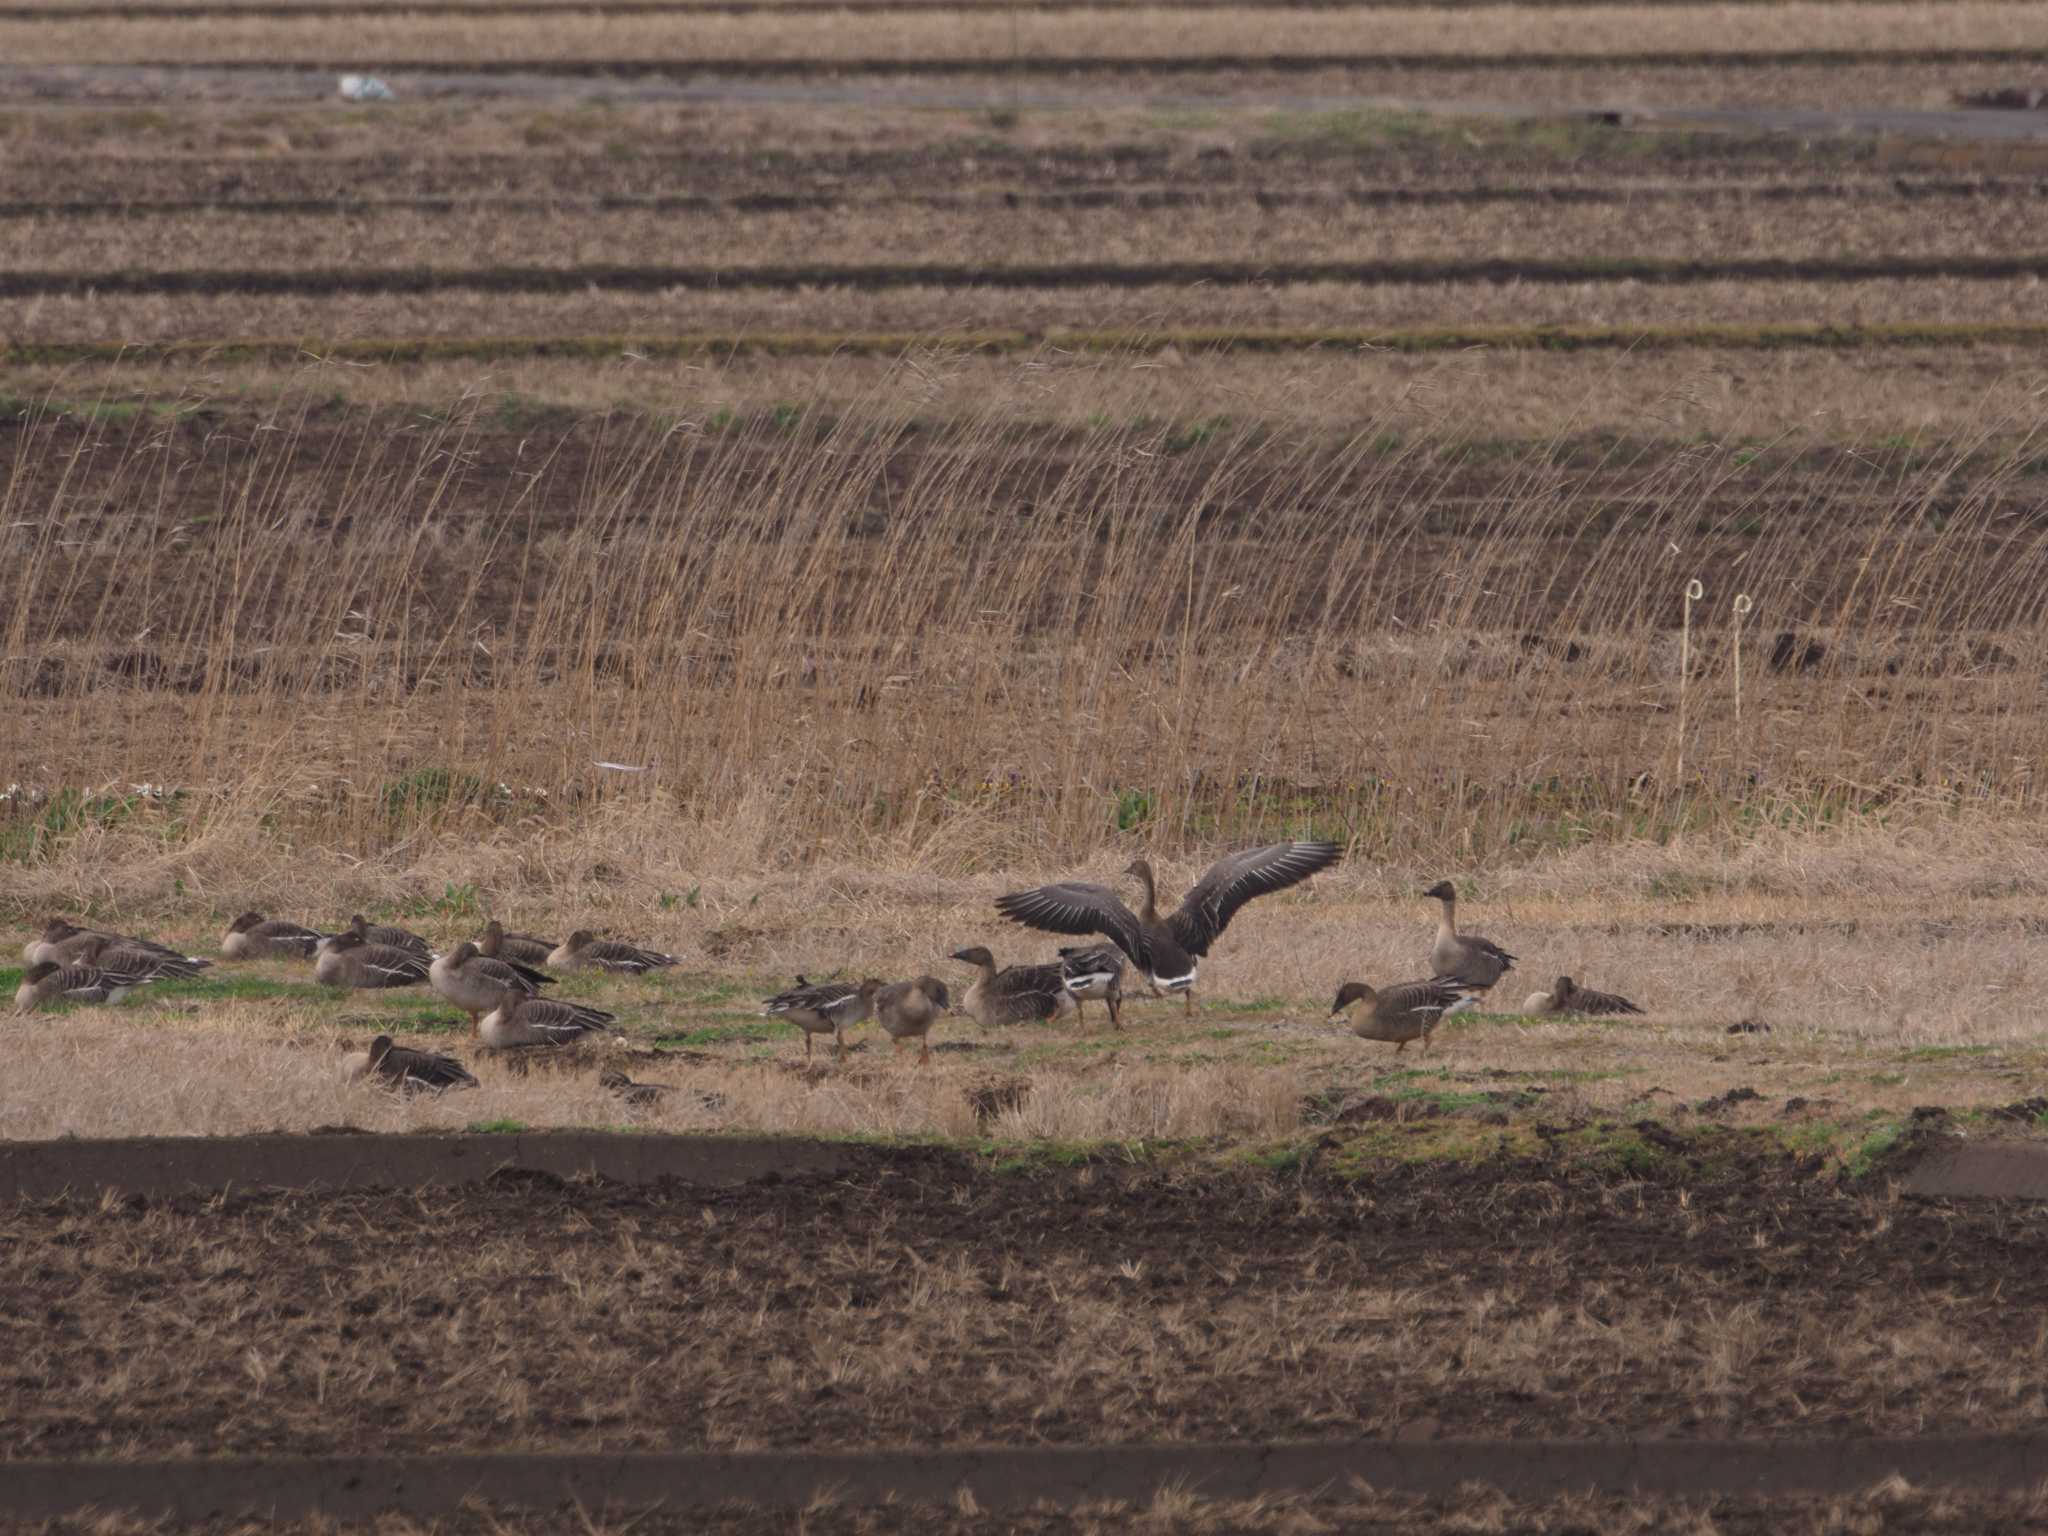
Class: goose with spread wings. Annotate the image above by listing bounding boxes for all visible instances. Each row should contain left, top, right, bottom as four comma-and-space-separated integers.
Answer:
994, 841, 1342, 1014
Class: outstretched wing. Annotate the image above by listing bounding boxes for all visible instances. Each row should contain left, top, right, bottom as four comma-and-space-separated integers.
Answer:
1169, 840, 1342, 956
995, 882, 1146, 968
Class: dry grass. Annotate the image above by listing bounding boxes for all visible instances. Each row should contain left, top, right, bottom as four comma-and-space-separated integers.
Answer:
15, 198, 2048, 274
6, 2, 2047, 64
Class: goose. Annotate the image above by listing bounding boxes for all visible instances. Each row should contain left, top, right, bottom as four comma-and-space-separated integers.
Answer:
71, 933, 210, 981
346, 914, 430, 958
1058, 944, 1126, 1029
547, 930, 677, 974
344, 1034, 478, 1093
14, 959, 158, 1013
762, 976, 883, 1060
25, 918, 191, 968
950, 947, 1076, 1029
1327, 977, 1480, 1055
1422, 880, 1515, 1006
430, 941, 555, 1035
600, 1068, 672, 1107
875, 975, 951, 1064
222, 912, 327, 960
1524, 975, 1645, 1017
476, 919, 557, 969
995, 841, 1342, 1014
315, 930, 431, 990
479, 990, 617, 1048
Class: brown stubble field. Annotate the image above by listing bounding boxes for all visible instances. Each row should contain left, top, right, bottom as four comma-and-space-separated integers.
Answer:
7, 5, 2048, 1529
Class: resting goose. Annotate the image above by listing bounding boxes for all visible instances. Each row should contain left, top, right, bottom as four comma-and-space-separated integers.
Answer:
1327, 977, 1480, 1055
1058, 944, 1126, 1029
72, 933, 210, 981
315, 930, 431, 990
479, 990, 617, 1048
950, 947, 1076, 1028
430, 941, 555, 1035
14, 960, 157, 1013
476, 919, 558, 969
1422, 880, 1515, 1004
25, 918, 191, 968
996, 841, 1342, 1015
222, 912, 327, 960
600, 1068, 673, 1107
548, 930, 677, 974
344, 1034, 478, 1093
875, 975, 951, 1063
1525, 975, 1645, 1017
347, 914, 430, 958
762, 976, 882, 1060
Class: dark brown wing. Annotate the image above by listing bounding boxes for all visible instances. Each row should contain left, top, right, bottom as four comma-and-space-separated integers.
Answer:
1563, 986, 1643, 1016
1168, 841, 1342, 956
764, 980, 859, 1015
478, 955, 554, 993
589, 939, 675, 972
991, 963, 1068, 1021
995, 882, 1147, 969
1378, 977, 1481, 1020
383, 1047, 479, 1091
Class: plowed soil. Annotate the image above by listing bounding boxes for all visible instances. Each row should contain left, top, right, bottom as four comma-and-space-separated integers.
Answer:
5, 1140, 2044, 1462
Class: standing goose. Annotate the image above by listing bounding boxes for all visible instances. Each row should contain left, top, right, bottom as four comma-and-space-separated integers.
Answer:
1327, 977, 1480, 1055
479, 990, 617, 1048
996, 841, 1343, 1014
874, 975, 951, 1064
344, 1034, 478, 1093
72, 933, 211, 981
222, 912, 327, 960
1058, 944, 1126, 1029
347, 914, 430, 958
476, 919, 558, 969
25, 918, 193, 968
548, 930, 677, 975
762, 976, 883, 1060
950, 947, 1076, 1029
14, 960, 158, 1013
315, 930, 431, 990
1525, 975, 1645, 1017
430, 941, 556, 1035
1422, 880, 1516, 1004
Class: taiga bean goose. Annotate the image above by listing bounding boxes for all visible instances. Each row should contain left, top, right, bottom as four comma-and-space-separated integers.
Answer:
222, 912, 327, 960
14, 959, 157, 1013
875, 975, 951, 1064
1525, 975, 1645, 1017
1058, 944, 1126, 1029
430, 941, 556, 1035
951, 947, 1076, 1029
477, 919, 557, 969
762, 976, 882, 1060
548, 930, 677, 974
315, 930, 431, 989
996, 841, 1342, 1015
344, 1034, 478, 1093
72, 933, 210, 981
1327, 977, 1480, 1055
479, 990, 617, 1048
1422, 880, 1515, 1003
347, 914, 430, 958
25, 918, 192, 968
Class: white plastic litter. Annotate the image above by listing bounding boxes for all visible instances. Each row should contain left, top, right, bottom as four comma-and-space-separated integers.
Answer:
339, 75, 396, 102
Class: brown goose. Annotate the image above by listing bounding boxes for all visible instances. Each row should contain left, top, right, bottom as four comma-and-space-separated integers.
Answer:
479, 991, 617, 1048
430, 941, 555, 1035
71, 932, 211, 980
548, 930, 677, 975
1327, 977, 1480, 1055
875, 975, 951, 1064
1525, 975, 1645, 1017
951, 947, 1075, 1029
1058, 944, 1126, 1029
344, 1034, 478, 1093
14, 959, 158, 1013
762, 976, 882, 1060
600, 1068, 673, 1107
476, 919, 557, 969
1422, 880, 1515, 1002
25, 918, 192, 969
221, 912, 327, 960
996, 841, 1342, 1015
315, 930, 431, 990
347, 914, 430, 958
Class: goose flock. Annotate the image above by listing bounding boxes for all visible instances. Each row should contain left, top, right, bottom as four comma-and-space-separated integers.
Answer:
12, 844, 1644, 1085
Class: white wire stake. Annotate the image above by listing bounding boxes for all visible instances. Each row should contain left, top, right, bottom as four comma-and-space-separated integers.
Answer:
1679, 579, 1704, 788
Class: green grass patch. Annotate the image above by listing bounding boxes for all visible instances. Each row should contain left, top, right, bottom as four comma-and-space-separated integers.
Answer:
653, 1019, 797, 1047
466, 1119, 527, 1134
1902, 1044, 1997, 1061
